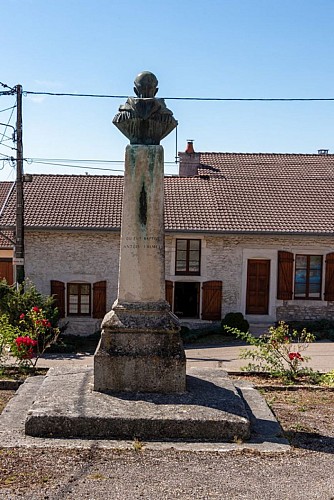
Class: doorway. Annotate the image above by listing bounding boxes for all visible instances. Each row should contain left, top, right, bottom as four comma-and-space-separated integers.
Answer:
174, 282, 199, 318
246, 259, 270, 315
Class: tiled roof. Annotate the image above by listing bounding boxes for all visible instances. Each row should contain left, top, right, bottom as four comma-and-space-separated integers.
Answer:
0, 152, 334, 235
0, 175, 124, 230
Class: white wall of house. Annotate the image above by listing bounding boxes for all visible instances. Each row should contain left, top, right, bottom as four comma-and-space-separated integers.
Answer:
165, 232, 334, 324
25, 230, 121, 334
23, 230, 334, 333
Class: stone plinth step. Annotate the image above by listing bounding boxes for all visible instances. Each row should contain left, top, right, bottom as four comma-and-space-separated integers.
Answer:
25, 367, 250, 442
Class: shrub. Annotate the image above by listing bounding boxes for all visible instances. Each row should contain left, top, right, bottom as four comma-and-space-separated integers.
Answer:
0, 280, 61, 369
289, 319, 334, 341
0, 279, 59, 330
222, 312, 249, 336
228, 321, 317, 382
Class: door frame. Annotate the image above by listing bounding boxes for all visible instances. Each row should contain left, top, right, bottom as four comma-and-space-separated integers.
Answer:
246, 259, 270, 315
241, 249, 277, 322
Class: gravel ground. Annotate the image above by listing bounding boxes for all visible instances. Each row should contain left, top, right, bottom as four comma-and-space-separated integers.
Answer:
1, 384, 334, 499
0, 447, 334, 499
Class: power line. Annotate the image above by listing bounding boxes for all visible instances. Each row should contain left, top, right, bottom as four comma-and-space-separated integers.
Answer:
27, 156, 177, 164
0, 105, 16, 146
0, 105, 16, 113
24, 90, 334, 102
26, 160, 124, 172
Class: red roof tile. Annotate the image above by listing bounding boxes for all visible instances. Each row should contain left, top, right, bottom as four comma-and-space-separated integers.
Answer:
0, 152, 333, 235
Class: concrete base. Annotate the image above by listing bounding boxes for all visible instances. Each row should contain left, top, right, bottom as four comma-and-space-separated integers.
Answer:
25, 367, 250, 442
94, 301, 186, 393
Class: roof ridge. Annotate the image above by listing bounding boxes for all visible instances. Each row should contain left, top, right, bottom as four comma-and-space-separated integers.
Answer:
199, 152, 334, 157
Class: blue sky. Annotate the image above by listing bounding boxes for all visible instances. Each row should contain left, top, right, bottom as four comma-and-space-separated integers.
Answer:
1, 0, 334, 180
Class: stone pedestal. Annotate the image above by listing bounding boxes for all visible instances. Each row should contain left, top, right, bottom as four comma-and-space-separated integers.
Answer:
94, 145, 186, 393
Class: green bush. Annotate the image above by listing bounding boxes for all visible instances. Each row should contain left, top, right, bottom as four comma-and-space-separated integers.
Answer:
222, 312, 249, 335
288, 319, 334, 341
0, 280, 61, 369
230, 321, 317, 382
0, 279, 59, 330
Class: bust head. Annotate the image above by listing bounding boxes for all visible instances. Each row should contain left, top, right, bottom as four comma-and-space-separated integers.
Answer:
134, 71, 158, 98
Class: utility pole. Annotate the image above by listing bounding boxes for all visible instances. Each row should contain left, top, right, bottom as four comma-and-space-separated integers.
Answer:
14, 84, 24, 285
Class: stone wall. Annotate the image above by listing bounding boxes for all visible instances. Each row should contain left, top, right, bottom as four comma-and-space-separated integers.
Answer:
25, 230, 121, 334
25, 230, 334, 331
164, 232, 334, 323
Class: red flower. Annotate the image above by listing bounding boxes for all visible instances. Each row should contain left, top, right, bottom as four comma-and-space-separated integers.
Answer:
288, 352, 304, 362
32, 306, 39, 313
19, 313, 25, 320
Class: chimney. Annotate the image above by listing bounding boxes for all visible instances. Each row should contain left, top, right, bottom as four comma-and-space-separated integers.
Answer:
179, 140, 201, 177
318, 149, 329, 155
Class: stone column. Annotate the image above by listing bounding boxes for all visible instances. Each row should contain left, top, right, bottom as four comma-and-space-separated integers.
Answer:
94, 145, 186, 393
118, 145, 165, 304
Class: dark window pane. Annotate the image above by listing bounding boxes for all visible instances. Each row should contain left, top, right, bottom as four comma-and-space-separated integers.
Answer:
189, 240, 200, 250
295, 283, 306, 296
177, 240, 187, 250
68, 284, 78, 294
296, 255, 307, 268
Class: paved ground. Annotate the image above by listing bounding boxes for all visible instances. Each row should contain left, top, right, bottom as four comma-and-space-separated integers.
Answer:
35, 340, 334, 372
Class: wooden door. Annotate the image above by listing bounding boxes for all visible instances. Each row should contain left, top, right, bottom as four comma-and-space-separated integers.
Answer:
246, 260, 270, 315
202, 281, 222, 320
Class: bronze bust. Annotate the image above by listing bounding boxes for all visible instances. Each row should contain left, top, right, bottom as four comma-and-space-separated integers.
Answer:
113, 71, 177, 145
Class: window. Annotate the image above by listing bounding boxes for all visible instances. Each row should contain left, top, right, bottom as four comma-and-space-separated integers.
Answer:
294, 255, 322, 299
67, 283, 91, 315
175, 239, 201, 275
52, 281, 107, 318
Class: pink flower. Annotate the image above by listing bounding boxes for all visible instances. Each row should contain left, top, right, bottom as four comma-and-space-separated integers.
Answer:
32, 306, 39, 313
19, 313, 25, 320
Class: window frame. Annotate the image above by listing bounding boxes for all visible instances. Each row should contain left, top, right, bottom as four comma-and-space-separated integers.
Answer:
175, 239, 201, 276
67, 283, 92, 316
294, 254, 323, 300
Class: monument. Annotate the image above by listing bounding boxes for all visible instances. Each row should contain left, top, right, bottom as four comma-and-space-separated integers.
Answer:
94, 71, 186, 393
22, 73, 255, 444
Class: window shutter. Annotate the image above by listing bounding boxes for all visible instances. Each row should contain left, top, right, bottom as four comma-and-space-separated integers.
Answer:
93, 281, 107, 318
277, 251, 294, 300
51, 280, 65, 318
324, 253, 334, 301
165, 280, 174, 309
202, 281, 222, 320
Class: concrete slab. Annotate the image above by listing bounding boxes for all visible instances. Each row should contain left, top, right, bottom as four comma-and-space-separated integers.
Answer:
25, 367, 250, 442
0, 368, 290, 454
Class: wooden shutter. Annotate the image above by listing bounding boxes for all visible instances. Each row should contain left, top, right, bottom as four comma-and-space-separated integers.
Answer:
93, 281, 107, 318
165, 280, 174, 309
0, 259, 13, 285
277, 251, 294, 300
50, 280, 65, 318
325, 253, 334, 301
202, 281, 222, 320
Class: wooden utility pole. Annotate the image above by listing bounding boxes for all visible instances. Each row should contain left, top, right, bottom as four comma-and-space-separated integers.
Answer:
14, 84, 24, 285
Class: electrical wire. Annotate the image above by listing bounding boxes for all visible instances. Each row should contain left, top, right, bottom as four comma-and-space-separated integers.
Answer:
0, 105, 16, 146
28, 157, 177, 164
0, 105, 16, 114
25, 90, 334, 101
27, 160, 124, 172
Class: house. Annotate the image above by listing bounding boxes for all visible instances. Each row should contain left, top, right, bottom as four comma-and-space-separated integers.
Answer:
0, 145, 333, 334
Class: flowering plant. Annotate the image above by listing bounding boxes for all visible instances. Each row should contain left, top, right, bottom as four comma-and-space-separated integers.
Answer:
224, 321, 316, 381
10, 306, 60, 368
